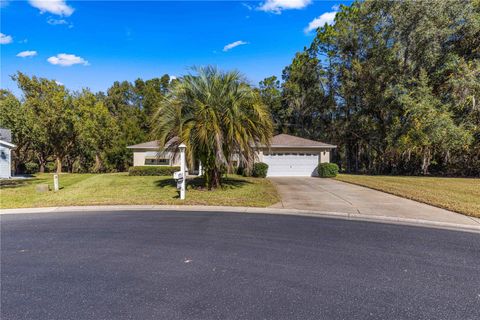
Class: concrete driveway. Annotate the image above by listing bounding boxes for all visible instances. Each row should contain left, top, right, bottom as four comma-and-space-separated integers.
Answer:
269, 177, 480, 227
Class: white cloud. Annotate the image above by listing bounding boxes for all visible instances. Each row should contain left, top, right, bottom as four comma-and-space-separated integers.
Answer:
0, 33, 13, 44
55, 80, 64, 86
47, 53, 89, 66
304, 11, 337, 34
47, 17, 73, 28
258, 0, 311, 14
242, 3, 253, 11
223, 40, 248, 52
28, 0, 74, 16
17, 50, 38, 58
47, 18, 67, 25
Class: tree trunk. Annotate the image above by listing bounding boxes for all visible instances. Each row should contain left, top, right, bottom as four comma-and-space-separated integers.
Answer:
213, 170, 221, 188
56, 156, 62, 174
94, 153, 102, 173
205, 168, 221, 190
37, 154, 46, 173
421, 149, 431, 175
355, 143, 360, 173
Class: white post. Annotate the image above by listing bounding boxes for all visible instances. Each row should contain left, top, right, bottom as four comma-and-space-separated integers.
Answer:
179, 143, 186, 200
198, 161, 203, 176
53, 174, 59, 192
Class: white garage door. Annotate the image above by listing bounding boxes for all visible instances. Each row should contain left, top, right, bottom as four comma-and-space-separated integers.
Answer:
263, 152, 319, 177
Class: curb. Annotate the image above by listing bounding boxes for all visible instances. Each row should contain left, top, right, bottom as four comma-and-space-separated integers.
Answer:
1, 205, 479, 233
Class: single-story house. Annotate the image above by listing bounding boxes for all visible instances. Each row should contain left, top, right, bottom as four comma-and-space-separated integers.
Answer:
127, 134, 336, 177
0, 128, 16, 179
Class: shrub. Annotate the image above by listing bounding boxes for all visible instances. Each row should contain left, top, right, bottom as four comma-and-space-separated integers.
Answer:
25, 162, 39, 174
236, 166, 246, 176
128, 166, 180, 176
252, 162, 268, 178
318, 163, 339, 178
45, 162, 56, 173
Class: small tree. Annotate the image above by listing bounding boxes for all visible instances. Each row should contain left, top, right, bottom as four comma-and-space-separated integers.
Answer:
152, 66, 273, 189
73, 89, 116, 172
394, 71, 472, 174
13, 72, 74, 173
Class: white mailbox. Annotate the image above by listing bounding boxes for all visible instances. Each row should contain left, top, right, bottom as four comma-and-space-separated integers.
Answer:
173, 171, 183, 180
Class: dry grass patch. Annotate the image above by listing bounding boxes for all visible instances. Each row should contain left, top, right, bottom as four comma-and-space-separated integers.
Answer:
335, 174, 480, 218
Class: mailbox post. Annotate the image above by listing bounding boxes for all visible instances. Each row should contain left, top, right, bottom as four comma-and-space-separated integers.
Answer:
53, 174, 59, 192
179, 143, 186, 200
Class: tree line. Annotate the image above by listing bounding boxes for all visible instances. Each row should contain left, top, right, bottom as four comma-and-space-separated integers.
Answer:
258, 0, 479, 176
0, 72, 172, 173
1, 0, 479, 177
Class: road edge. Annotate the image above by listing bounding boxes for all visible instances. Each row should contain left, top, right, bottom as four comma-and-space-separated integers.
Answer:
1, 205, 479, 233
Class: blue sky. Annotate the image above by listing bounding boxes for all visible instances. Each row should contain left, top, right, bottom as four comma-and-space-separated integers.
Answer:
1, 0, 350, 95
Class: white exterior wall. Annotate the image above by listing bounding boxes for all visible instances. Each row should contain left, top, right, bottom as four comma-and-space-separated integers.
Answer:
132, 150, 180, 166
320, 149, 331, 163
0, 145, 12, 178
131, 147, 332, 177
133, 152, 146, 166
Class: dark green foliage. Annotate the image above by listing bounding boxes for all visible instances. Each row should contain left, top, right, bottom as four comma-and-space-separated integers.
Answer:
3, 0, 479, 178
318, 163, 339, 178
2, 73, 172, 174
260, 0, 479, 176
236, 166, 249, 176
258, 76, 286, 133
128, 166, 180, 176
45, 162, 56, 173
252, 162, 269, 178
151, 66, 273, 189
25, 162, 39, 174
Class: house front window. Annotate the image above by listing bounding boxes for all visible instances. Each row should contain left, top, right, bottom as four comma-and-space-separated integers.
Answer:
144, 157, 170, 166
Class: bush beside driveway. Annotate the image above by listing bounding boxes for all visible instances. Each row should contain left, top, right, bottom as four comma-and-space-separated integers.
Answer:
0, 173, 280, 209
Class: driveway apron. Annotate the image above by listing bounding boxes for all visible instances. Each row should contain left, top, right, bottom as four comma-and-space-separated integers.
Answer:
269, 177, 480, 227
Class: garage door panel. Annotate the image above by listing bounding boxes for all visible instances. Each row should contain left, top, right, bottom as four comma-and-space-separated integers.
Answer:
263, 153, 319, 177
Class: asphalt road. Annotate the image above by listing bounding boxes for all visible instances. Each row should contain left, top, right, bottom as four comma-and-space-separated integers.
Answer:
1, 211, 480, 320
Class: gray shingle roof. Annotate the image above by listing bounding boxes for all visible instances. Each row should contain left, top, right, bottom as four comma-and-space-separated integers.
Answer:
0, 128, 12, 143
270, 134, 336, 148
127, 137, 178, 149
127, 134, 335, 150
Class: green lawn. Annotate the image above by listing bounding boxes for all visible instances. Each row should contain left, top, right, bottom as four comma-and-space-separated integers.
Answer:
335, 174, 480, 218
0, 173, 280, 209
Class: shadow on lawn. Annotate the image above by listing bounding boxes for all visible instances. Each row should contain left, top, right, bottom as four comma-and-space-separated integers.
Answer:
155, 176, 252, 191
0, 176, 38, 189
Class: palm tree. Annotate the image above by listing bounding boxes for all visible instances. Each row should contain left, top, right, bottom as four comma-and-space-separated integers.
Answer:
152, 66, 273, 189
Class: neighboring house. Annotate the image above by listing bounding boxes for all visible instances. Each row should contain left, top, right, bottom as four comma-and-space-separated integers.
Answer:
127, 134, 336, 177
0, 128, 16, 179
128, 137, 181, 167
